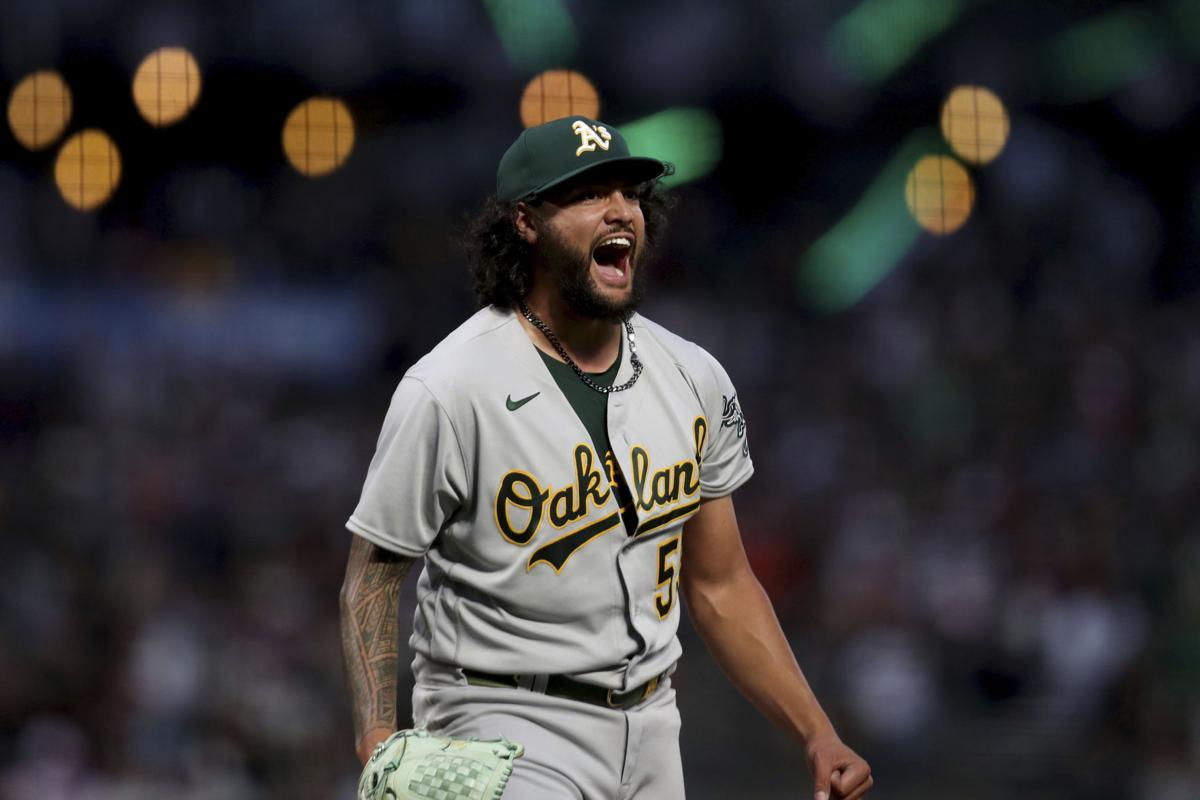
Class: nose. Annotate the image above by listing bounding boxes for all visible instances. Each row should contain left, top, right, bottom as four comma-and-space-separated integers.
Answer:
603, 189, 635, 225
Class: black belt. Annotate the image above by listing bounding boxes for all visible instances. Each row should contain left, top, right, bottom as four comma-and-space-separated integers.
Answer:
462, 669, 663, 710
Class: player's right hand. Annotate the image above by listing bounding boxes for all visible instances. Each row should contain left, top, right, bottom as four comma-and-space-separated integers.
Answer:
806, 732, 873, 800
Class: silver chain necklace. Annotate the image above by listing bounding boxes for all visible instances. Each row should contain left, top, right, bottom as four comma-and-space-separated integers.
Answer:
518, 301, 643, 394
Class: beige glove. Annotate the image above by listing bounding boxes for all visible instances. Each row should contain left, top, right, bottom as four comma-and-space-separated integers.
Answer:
357, 728, 525, 800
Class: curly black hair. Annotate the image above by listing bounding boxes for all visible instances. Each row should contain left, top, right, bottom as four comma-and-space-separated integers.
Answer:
463, 184, 675, 309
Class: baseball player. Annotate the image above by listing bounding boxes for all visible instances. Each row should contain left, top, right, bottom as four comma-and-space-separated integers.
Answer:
340, 115, 872, 799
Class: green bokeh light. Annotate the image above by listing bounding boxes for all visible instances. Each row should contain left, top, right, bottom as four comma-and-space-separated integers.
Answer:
620, 108, 723, 186
829, 0, 964, 84
796, 129, 943, 314
1043, 7, 1168, 101
482, 0, 577, 72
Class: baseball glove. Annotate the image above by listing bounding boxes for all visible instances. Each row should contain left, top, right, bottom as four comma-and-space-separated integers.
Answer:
357, 728, 525, 800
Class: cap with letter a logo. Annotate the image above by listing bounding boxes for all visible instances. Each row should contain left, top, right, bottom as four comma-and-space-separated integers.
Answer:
496, 115, 671, 201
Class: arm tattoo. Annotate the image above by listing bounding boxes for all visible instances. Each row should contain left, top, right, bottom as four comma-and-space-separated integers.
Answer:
340, 535, 416, 745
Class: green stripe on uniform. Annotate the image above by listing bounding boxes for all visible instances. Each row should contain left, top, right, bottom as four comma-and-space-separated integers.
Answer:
635, 500, 701, 537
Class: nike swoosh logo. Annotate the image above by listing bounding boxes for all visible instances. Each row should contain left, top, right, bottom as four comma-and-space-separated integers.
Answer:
506, 392, 540, 411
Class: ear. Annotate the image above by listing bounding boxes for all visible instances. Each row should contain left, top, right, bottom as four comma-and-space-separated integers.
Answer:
514, 201, 539, 245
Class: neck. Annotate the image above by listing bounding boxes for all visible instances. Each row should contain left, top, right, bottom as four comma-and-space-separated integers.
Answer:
519, 286, 623, 372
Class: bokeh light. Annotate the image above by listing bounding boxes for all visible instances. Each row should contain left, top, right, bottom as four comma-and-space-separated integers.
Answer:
282, 97, 355, 177
132, 47, 202, 127
904, 155, 974, 235
483, 0, 578, 73
7, 70, 72, 150
519, 69, 599, 127
829, 0, 966, 84
798, 128, 940, 313
620, 107, 722, 186
940, 85, 1009, 165
54, 129, 122, 211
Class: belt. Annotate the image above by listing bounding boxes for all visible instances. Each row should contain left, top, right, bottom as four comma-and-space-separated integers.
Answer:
462, 669, 663, 710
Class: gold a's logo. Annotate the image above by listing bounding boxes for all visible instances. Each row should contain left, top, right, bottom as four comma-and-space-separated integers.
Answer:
572, 120, 611, 156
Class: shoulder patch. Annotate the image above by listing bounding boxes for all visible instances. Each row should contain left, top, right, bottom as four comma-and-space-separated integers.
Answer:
721, 394, 749, 456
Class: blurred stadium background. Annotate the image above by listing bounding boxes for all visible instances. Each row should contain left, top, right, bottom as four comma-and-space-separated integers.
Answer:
2, 0, 1199, 797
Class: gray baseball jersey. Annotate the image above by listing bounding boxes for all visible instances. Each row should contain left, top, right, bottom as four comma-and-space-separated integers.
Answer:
347, 304, 752, 692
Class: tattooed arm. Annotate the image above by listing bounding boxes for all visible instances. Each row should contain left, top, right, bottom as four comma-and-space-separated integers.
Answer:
339, 534, 417, 764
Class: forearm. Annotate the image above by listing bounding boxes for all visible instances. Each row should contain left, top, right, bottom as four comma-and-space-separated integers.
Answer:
685, 568, 833, 746
339, 535, 415, 763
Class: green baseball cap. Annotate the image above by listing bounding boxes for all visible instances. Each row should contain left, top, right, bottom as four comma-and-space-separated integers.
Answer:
496, 115, 670, 202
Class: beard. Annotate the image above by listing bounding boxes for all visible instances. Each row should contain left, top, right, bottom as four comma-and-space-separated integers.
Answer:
538, 225, 648, 321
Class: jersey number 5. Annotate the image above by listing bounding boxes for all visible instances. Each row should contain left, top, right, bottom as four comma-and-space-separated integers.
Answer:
654, 536, 681, 619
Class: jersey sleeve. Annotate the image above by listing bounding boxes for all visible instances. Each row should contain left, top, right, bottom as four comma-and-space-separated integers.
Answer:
695, 347, 754, 498
346, 376, 469, 557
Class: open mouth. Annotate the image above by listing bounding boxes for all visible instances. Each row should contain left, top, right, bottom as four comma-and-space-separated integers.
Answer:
591, 234, 634, 286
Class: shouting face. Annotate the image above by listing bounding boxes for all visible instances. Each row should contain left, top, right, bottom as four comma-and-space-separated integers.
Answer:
524, 174, 649, 320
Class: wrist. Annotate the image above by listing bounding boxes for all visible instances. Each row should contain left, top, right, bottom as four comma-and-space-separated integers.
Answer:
795, 712, 837, 750
802, 723, 843, 758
